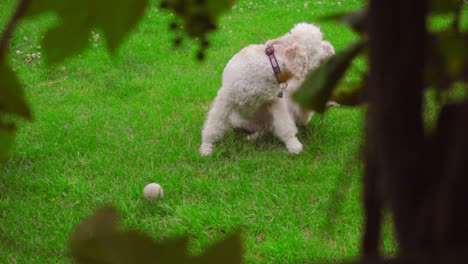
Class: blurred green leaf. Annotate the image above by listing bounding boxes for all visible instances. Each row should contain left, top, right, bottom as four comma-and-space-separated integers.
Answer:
330, 79, 367, 107
73, 231, 191, 264
205, 0, 237, 20
437, 32, 467, 81
95, 0, 150, 52
70, 206, 242, 264
24, 0, 149, 63
293, 40, 366, 113
160, 0, 236, 38
70, 207, 119, 246
321, 8, 368, 35
195, 231, 242, 264
429, 0, 459, 14
0, 64, 32, 119
42, 25, 90, 65
426, 35, 451, 90
426, 32, 468, 90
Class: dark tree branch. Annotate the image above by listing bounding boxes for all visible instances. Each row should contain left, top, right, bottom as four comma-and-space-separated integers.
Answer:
366, 0, 428, 254
0, 0, 30, 63
434, 100, 468, 247
451, 2, 462, 33
362, 150, 382, 257
352, 246, 468, 264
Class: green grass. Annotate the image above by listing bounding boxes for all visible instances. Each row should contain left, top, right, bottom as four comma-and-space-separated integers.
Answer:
0, 0, 394, 263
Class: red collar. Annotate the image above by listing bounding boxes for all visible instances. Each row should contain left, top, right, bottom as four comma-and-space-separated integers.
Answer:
265, 46, 282, 84
265, 46, 287, 98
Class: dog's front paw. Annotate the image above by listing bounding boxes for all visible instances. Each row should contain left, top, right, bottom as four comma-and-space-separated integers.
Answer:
246, 131, 263, 141
326, 101, 340, 107
199, 143, 214, 156
286, 138, 303, 154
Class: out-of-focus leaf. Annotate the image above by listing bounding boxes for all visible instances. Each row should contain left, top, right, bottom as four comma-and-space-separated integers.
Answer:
70, 207, 119, 246
94, 0, 150, 52
429, 0, 459, 14
426, 35, 451, 90
24, 0, 149, 63
70, 206, 242, 263
73, 231, 191, 264
23, 0, 57, 17
0, 122, 16, 161
42, 25, 90, 65
0, 64, 32, 119
70, 207, 189, 263
161, 0, 235, 37
330, 79, 367, 107
437, 32, 467, 81
320, 8, 368, 35
158, 0, 236, 59
425, 32, 467, 90
194, 231, 242, 264
293, 40, 366, 113
205, 0, 237, 20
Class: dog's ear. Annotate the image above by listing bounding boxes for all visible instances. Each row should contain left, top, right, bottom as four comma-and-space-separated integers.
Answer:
284, 44, 308, 79
320, 41, 335, 64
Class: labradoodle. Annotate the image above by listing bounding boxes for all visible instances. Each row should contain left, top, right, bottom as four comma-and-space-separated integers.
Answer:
199, 23, 335, 156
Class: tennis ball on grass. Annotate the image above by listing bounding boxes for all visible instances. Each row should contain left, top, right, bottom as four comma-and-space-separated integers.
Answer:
143, 183, 164, 200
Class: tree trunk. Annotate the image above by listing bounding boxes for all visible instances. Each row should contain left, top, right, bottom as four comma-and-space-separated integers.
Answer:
365, 0, 428, 255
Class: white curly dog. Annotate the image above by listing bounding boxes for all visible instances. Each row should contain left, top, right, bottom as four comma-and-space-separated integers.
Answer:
199, 23, 335, 156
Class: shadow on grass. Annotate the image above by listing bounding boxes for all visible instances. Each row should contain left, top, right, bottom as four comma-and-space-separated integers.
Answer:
213, 121, 325, 157
319, 146, 362, 239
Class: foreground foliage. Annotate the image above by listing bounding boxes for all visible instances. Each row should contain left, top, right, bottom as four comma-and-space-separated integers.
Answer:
1, 0, 466, 263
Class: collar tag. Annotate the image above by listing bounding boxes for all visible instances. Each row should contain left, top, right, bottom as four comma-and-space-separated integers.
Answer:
278, 82, 288, 98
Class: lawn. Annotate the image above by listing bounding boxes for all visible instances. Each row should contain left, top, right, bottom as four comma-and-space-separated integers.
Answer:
0, 0, 384, 263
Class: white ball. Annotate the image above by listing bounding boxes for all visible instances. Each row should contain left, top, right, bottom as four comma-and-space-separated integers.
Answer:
143, 183, 164, 200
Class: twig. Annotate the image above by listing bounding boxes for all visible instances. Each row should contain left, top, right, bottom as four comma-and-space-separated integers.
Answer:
0, 0, 31, 63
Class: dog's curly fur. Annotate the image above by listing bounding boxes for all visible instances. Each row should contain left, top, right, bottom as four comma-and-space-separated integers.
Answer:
199, 23, 335, 156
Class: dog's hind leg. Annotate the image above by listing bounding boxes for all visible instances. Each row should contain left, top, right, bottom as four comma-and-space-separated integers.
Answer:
199, 95, 233, 156
270, 100, 303, 154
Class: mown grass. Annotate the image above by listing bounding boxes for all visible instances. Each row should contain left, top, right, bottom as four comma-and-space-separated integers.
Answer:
0, 0, 400, 263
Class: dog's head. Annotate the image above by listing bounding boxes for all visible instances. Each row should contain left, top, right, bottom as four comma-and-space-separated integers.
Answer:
319, 40, 335, 64
289, 23, 323, 41
266, 23, 322, 48
267, 23, 335, 74
291, 23, 335, 70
